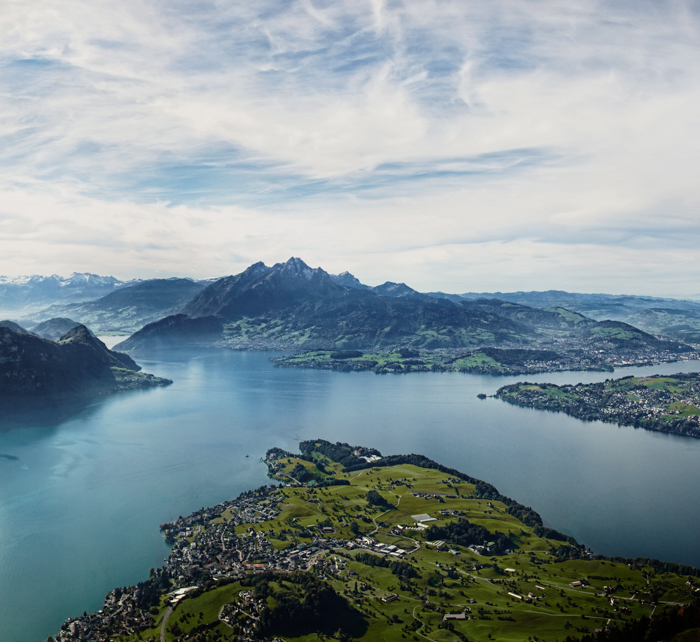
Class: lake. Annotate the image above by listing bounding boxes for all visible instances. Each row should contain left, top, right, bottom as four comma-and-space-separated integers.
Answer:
1, 349, 700, 641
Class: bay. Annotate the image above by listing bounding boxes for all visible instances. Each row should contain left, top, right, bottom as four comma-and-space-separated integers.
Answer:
1, 349, 699, 641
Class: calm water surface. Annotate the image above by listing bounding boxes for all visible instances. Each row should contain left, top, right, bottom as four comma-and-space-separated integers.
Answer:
1, 349, 700, 641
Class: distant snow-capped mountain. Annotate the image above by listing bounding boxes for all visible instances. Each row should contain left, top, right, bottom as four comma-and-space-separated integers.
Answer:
0, 272, 140, 313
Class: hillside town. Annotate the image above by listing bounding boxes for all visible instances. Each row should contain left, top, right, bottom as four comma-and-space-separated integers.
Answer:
50, 442, 700, 642
50, 481, 422, 642
271, 339, 700, 377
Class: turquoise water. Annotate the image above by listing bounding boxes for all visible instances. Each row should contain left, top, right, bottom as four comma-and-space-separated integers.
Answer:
1, 350, 700, 641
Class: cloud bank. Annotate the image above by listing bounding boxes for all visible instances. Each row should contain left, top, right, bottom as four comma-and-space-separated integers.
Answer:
1, 0, 700, 295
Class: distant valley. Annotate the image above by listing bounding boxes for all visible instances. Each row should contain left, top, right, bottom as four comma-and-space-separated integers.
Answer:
451, 290, 700, 345
0, 272, 139, 316
23, 278, 212, 335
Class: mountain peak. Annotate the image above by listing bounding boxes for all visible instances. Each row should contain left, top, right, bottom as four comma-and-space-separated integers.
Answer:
267, 258, 335, 284
330, 271, 370, 290
181, 258, 343, 320
371, 281, 435, 302
277, 257, 316, 279
58, 324, 100, 344
0, 320, 32, 334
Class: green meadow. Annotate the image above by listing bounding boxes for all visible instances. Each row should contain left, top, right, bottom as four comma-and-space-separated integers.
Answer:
131, 446, 698, 642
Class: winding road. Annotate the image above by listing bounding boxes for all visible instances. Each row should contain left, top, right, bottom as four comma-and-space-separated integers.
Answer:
160, 606, 173, 642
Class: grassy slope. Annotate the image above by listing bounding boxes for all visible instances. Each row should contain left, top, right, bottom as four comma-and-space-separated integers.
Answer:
622, 309, 700, 344
131, 456, 697, 642
273, 350, 531, 375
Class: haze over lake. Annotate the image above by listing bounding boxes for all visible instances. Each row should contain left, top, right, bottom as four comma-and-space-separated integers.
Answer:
1, 350, 700, 641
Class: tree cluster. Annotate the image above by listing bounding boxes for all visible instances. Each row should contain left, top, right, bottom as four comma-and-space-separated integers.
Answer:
366, 489, 391, 508
426, 518, 513, 555
254, 571, 366, 638
563, 598, 700, 642
299, 439, 379, 469
353, 552, 419, 579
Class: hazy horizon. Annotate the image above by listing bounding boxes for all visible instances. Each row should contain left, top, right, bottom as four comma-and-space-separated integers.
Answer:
2, 1, 700, 296
2, 258, 700, 302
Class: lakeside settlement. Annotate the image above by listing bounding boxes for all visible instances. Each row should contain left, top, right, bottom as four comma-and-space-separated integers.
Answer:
494, 373, 700, 439
271, 345, 700, 376
51, 441, 700, 642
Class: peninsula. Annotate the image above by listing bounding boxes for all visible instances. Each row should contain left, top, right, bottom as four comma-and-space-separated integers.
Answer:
51, 440, 700, 642
494, 373, 700, 438
0, 324, 171, 403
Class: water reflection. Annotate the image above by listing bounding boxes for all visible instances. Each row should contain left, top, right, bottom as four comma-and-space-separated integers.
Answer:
0, 395, 100, 433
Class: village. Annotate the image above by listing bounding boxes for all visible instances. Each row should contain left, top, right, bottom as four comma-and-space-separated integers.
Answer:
271, 338, 700, 377
495, 372, 700, 438
50, 482, 434, 642
50, 444, 700, 642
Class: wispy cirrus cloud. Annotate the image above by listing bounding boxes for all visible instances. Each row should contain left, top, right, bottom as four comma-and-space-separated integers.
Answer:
1, 0, 700, 294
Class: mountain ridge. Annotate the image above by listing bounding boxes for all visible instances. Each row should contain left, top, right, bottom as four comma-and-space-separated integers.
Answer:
25, 278, 212, 335
115, 258, 691, 358
8, 267, 700, 344
0, 325, 170, 401
182, 258, 345, 319
31, 317, 87, 340
0, 272, 140, 314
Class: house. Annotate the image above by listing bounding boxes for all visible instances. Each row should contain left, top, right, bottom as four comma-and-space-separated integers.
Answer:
411, 513, 437, 523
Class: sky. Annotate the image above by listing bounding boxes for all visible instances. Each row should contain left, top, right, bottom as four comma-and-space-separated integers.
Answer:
1, 0, 700, 296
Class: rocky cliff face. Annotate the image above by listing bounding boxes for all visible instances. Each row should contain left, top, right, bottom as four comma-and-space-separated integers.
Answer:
330, 271, 371, 290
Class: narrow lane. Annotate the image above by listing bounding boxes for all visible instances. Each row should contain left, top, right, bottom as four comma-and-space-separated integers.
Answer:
160, 605, 173, 642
